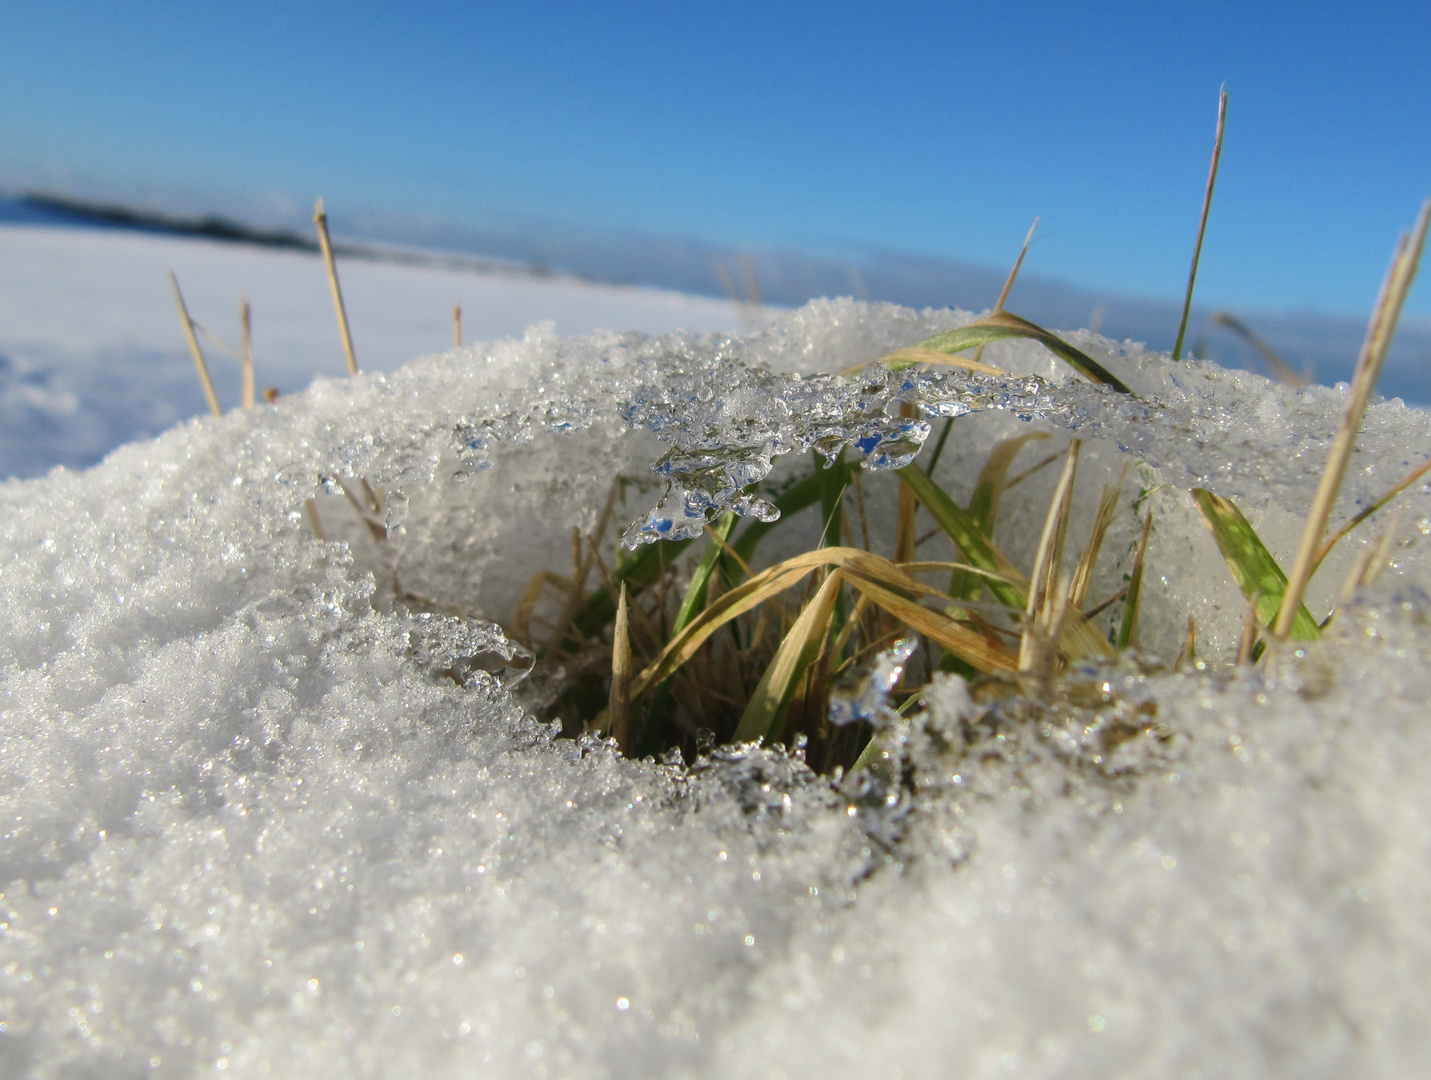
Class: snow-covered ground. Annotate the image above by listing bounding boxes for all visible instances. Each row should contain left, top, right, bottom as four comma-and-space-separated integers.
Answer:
3, 291, 1431, 1077
0, 223, 743, 479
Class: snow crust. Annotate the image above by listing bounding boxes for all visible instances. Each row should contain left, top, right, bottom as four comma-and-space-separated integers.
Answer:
3, 299, 1431, 1077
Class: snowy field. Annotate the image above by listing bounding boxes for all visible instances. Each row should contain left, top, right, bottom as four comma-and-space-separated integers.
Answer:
0, 222, 742, 479
3, 284, 1431, 1077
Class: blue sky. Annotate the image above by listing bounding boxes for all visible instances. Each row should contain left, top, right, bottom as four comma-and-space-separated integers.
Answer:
1, 0, 1428, 317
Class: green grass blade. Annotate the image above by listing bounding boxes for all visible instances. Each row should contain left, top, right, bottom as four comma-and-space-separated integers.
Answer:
1191, 489, 1320, 641
902, 310, 1131, 394
731, 457, 857, 564
816, 448, 847, 548
671, 512, 739, 636
1117, 511, 1153, 650
732, 571, 844, 744
895, 464, 1027, 611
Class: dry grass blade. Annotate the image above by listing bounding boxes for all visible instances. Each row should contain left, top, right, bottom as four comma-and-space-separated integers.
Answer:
608, 584, 633, 751
1117, 511, 1154, 650
240, 297, 255, 409
967, 432, 1052, 534
453, 303, 462, 349
1236, 591, 1260, 665
629, 563, 816, 698
314, 198, 359, 375
896, 465, 1027, 610
1315, 455, 1431, 570
994, 218, 1040, 313
906, 310, 1132, 393
1274, 198, 1430, 639
513, 570, 574, 647
1069, 478, 1123, 608
168, 271, 222, 417
732, 571, 842, 743
1176, 616, 1197, 668
1173, 86, 1230, 360
1191, 489, 1320, 640
1020, 574, 1070, 677
1205, 311, 1308, 386
1021, 443, 1080, 669
841, 571, 1018, 673
303, 497, 325, 541
1340, 509, 1404, 603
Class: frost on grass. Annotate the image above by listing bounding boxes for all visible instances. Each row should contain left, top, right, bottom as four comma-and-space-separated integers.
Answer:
3, 300, 1431, 1077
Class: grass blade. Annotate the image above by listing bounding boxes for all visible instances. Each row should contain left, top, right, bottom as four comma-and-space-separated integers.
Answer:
1117, 511, 1154, 650
1203, 311, 1308, 385
608, 584, 633, 752
732, 571, 843, 743
841, 571, 1018, 673
314, 198, 359, 375
1020, 442, 1080, 669
900, 310, 1132, 394
1315, 455, 1431, 570
895, 464, 1027, 610
816, 449, 847, 549
1068, 479, 1123, 609
968, 431, 1053, 534
168, 271, 222, 418
1172, 86, 1229, 362
673, 513, 739, 635
1191, 489, 1320, 640
1274, 198, 1430, 638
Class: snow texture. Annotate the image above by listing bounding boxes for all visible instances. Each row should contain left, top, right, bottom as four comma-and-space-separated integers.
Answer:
3, 299, 1431, 1078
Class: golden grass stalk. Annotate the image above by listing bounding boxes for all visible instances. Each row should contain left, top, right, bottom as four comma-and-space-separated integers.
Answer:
1203, 311, 1308, 385
1171, 86, 1228, 362
732, 571, 840, 743
1314, 455, 1431, 571
928, 219, 1041, 472
608, 583, 633, 751
1340, 509, 1403, 603
168, 271, 222, 417
453, 303, 462, 349
994, 218, 1040, 313
313, 198, 359, 375
1273, 199, 1430, 639
1068, 478, 1123, 608
240, 296, 255, 409
1020, 442, 1080, 670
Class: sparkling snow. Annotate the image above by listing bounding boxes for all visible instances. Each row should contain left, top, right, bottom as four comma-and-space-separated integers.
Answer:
3, 298, 1431, 1078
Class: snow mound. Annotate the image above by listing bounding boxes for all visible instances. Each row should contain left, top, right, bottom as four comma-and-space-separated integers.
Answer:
3, 299, 1431, 1078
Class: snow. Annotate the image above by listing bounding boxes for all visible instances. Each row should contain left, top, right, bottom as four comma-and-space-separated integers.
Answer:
3, 293, 1431, 1077
0, 223, 743, 479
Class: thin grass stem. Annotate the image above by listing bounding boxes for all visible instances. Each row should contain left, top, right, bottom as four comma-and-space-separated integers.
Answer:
1274, 199, 1430, 639
314, 198, 359, 375
1172, 87, 1228, 362
168, 271, 222, 417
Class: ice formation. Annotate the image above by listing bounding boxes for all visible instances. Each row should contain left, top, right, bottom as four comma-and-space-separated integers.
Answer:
3, 299, 1431, 1077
